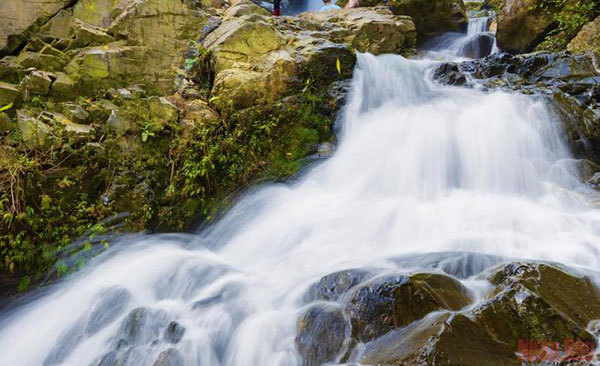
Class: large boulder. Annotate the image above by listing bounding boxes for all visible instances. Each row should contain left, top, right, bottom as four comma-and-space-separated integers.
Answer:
361, 312, 519, 365
471, 262, 600, 362
568, 16, 600, 54
388, 0, 468, 40
203, 2, 416, 108
0, 0, 71, 55
495, 0, 555, 53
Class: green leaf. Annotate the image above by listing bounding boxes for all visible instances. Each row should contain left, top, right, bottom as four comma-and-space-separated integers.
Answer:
209, 96, 220, 104
336, 57, 341, 74
0, 103, 13, 112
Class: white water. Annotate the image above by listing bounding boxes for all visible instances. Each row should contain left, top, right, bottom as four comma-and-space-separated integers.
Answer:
427, 16, 497, 59
2, 53, 600, 365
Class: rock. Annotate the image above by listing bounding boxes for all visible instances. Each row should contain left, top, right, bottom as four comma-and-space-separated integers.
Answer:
148, 96, 179, 128
495, 0, 555, 53
433, 63, 467, 85
16, 51, 68, 72
0, 57, 27, 84
470, 262, 600, 362
38, 10, 115, 50
203, 3, 415, 108
43, 112, 96, 144
17, 110, 60, 149
388, 0, 468, 40
20, 70, 53, 96
49, 72, 75, 101
295, 304, 350, 366
361, 312, 519, 365
457, 32, 495, 58
0, 0, 71, 55
164, 321, 186, 344
304, 268, 372, 302
85, 287, 131, 336
0, 82, 21, 106
299, 7, 417, 54
115, 307, 169, 348
0, 113, 12, 132
568, 16, 600, 54
61, 103, 90, 123
72, 0, 130, 29
107, 109, 131, 135
153, 348, 183, 366
346, 272, 473, 341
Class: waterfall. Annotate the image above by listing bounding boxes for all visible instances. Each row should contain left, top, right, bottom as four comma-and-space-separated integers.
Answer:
1, 53, 600, 365
467, 16, 489, 36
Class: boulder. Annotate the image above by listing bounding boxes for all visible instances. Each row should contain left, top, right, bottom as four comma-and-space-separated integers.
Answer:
16, 110, 60, 149
37, 10, 115, 50
203, 2, 416, 108
495, 0, 555, 53
304, 268, 372, 302
457, 32, 496, 58
60, 102, 90, 123
361, 312, 519, 365
49, 72, 76, 101
0, 113, 11, 133
16, 51, 68, 72
72, 0, 131, 29
43, 112, 96, 144
153, 348, 183, 366
346, 272, 473, 341
568, 16, 600, 54
163, 321, 185, 344
0, 0, 72, 55
20, 70, 53, 96
0, 82, 21, 106
295, 304, 350, 366
389, 0, 468, 40
148, 96, 179, 128
472, 262, 600, 361
0, 57, 27, 84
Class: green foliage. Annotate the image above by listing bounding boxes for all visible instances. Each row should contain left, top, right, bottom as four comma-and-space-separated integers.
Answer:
0, 103, 13, 113
534, 0, 600, 50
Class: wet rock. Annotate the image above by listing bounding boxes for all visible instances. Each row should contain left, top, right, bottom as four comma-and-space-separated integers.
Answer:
96, 351, 118, 366
568, 15, 600, 54
361, 312, 519, 365
115, 307, 169, 348
326, 79, 352, 111
469, 262, 600, 361
495, 0, 555, 53
457, 32, 495, 59
296, 304, 350, 366
153, 348, 183, 366
432, 63, 467, 86
304, 268, 372, 302
164, 321, 186, 344
346, 272, 473, 341
392, 252, 508, 279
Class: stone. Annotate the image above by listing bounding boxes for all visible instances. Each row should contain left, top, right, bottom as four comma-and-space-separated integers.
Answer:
61, 103, 90, 123
457, 32, 495, 58
495, 0, 555, 53
72, 0, 130, 29
49, 72, 76, 101
148, 96, 179, 128
0, 113, 12, 133
153, 348, 183, 366
115, 307, 169, 348
164, 321, 185, 344
304, 268, 372, 302
0, 82, 21, 106
0, 0, 72, 55
107, 110, 131, 135
21, 70, 53, 96
296, 304, 350, 366
0, 57, 27, 84
17, 110, 60, 149
388, 0, 468, 40
568, 16, 600, 54
346, 272, 473, 341
38, 10, 115, 50
44, 112, 96, 144
16, 51, 67, 72
361, 312, 519, 365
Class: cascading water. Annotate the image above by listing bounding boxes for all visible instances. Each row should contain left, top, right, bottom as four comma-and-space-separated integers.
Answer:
2, 50, 600, 365
426, 15, 497, 59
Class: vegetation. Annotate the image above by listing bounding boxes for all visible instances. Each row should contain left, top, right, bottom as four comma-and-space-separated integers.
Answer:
534, 0, 600, 50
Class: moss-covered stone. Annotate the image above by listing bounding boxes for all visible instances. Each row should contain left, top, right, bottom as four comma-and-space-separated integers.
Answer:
361, 312, 519, 365
346, 272, 473, 341
568, 15, 600, 54
0, 82, 21, 106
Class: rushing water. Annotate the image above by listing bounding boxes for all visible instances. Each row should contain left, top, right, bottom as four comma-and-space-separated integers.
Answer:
3, 33, 600, 366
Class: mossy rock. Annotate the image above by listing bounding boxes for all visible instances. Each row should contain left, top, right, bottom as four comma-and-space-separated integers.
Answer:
361, 312, 520, 365
345, 272, 473, 341
568, 16, 600, 54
